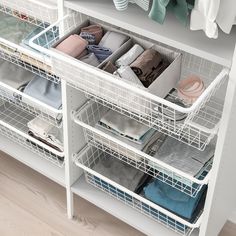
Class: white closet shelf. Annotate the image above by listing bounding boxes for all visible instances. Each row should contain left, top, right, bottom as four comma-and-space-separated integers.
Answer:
0, 81, 62, 127
65, 0, 236, 67
0, 134, 65, 187
72, 175, 199, 236
0, 101, 64, 167
0, 0, 58, 26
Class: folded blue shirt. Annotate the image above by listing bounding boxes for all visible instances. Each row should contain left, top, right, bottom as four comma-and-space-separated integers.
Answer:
144, 179, 206, 220
23, 75, 62, 109
87, 45, 112, 62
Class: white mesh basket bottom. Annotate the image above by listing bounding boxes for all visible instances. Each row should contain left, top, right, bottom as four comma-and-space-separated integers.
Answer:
0, 0, 58, 26
75, 146, 202, 236
73, 100, 214, 197
0, 101, 64, 167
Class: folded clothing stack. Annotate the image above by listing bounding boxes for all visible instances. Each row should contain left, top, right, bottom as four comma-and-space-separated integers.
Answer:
23, 75, 62, 110
27, 116, 63, 152
55, 23, 129, 66
102, 43, 169, 89
143, 133, 214, 185
142, 178, 207, 221
0, 60, 33, 92
92, 154, 149, 193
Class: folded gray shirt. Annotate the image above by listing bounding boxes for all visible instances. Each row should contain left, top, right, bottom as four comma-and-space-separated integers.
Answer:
93, 154, 145, 192
0, 59, 33, 90
99, 31, 129, 53
153, 136, 215, 176
23, 75, 62, 109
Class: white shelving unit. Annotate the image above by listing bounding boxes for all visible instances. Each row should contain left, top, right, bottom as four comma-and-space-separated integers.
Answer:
65, 0, 236, 67
1, 1, 236, 236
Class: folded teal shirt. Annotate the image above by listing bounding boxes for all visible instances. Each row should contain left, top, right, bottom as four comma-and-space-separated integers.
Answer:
144, 178, 206, 220
149, 0, 195, 25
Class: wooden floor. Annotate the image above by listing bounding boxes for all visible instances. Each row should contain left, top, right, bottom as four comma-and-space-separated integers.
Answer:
0, 151, 235, 236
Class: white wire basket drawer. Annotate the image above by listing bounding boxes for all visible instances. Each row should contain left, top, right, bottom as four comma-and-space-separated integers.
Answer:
0, 101, 64, 167
0, 81, 62, 127
40, 15, 229, 150
74, 145, 203, 236
73, 100, 214, 197
0, 0, 58, 26
0, 10, 60, 84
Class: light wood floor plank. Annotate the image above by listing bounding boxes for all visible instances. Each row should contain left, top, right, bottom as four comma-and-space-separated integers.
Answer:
0, 151, 235, 236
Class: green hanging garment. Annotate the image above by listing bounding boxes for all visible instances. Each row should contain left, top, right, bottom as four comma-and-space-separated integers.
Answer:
149, 0, 195, 25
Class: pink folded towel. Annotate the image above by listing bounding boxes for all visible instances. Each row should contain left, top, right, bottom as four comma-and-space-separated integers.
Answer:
56, 34, 88, 58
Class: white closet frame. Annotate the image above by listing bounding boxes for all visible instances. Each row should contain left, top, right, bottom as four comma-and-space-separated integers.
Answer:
0, 0, 235, 236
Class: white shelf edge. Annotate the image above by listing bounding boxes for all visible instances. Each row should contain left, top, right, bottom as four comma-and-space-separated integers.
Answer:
72, 175, 199, 236
65, 0, 235, 67
0, 134, 65, 187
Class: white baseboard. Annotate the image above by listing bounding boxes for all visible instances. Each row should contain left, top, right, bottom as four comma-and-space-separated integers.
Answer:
229, 210, 236, 223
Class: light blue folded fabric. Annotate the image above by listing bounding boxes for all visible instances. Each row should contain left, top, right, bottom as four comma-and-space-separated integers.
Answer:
144, 178, 206, 220
0, 11, 37, 45
23, 75, 62, 109
87, 45, 113, 62
21, 23, 59, 50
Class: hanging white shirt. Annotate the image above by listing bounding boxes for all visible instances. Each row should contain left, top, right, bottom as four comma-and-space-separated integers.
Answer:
190, 0, 221, 38
216, 0, 236, 34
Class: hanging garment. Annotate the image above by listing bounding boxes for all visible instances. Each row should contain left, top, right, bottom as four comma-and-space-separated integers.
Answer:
113, 0, 150, 11
216, 0, 236, 34
190, 0, 220, 38
149, 0, 195, 25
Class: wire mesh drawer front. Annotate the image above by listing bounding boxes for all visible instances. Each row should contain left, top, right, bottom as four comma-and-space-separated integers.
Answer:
0, 101, 64, 167
0, 82, 62, 127
50, 21, 228, 150
0, 45, 60, 83
73, 100, 212, 197
0, 0, 58, 26
74, 146, 202, 236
